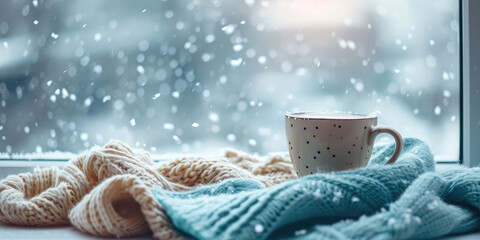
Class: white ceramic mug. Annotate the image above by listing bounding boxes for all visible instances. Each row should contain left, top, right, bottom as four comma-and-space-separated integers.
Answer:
285, 112, 403, 177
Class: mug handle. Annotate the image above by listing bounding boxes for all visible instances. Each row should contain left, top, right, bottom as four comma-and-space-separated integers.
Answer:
368, 126, 403, 165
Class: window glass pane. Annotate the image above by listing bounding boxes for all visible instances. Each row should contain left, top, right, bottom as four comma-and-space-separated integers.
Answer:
0, 0, 459, 160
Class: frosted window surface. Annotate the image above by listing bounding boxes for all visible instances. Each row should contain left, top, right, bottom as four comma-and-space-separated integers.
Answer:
0, 0, 459, 160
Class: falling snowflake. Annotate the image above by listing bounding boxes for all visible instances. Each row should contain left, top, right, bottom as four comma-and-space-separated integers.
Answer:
219, 76, 227, 84
233, 44, 243, 52
294, 229, 307, 236
355, 82, 364, 92
94, 33, 102, 41
172, 91, 180, 98
205, 34, 215, 43
221, 24, 236, 34
80, 133, 88, 141
163, 123, 175, 130
443, 90, 451, 98
257, 56, 266, 64
346, 40, 356, 50
227, 134, 236, 142
254, 224, 264, 233
208, 112, 219, 123
230, 58, 243, 67
93, 64, 103, 74
137, 65, 145, 74
172, 135, 182, 144
443, 72, 450, 80
102, 95, 111, 103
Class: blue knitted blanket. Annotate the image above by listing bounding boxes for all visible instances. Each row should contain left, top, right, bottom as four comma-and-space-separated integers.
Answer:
153, 138, 480, 239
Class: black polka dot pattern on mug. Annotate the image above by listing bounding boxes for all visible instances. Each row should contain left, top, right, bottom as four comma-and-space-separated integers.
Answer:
286, 117, 377, 175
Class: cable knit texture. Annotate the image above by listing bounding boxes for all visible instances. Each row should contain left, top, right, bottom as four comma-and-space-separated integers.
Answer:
0, 140, 296, 239
2, 138, 480, 239
154, 138, 480, 239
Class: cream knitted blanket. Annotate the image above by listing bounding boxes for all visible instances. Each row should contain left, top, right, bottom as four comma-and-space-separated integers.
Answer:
0, 140, 296, 239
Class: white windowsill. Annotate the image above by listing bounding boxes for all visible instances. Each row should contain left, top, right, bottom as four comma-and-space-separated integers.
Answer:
0, 225, 154, 240
1, 221, 479, 240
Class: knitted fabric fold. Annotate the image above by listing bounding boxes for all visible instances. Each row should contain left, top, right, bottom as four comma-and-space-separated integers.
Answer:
0, 140, 296, 238
285, 170, 480, 240
154, 138, 474, 240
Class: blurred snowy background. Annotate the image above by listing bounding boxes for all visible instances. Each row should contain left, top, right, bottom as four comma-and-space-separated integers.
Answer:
0, 0, 459, 160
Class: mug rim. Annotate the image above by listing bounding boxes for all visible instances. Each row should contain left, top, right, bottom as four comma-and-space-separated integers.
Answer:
285, 112, 377, 120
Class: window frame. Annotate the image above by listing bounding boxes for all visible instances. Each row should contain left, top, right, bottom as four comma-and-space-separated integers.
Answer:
460, 0, 480, 167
